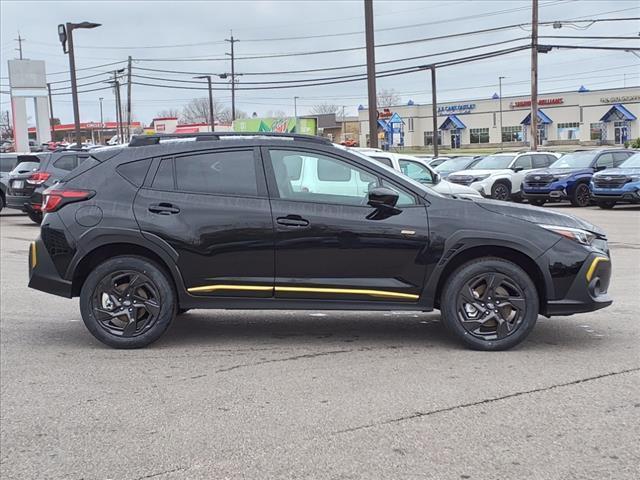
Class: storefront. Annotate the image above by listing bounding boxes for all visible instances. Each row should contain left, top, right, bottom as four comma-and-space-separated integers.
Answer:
358, 86, 639, 149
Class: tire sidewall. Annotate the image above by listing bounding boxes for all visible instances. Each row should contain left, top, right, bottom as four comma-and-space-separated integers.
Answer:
491, 182, 511, 201
441, 258, 539, 351
571, 183, 590, 207
79, 255, 176, 348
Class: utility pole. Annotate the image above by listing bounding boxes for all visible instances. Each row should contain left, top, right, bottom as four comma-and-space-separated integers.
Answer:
342, 105, 346, 142
46, 83, 55, 140
126, 56, 132, 141
499, 76, 506, 151
294, 96, 299, 132
364, 0, 378, 148
15, 32, 25, 59
98, 97, 104, 144
225, 33, 239, 121
530, 0, 539, 151
430, 66, 439, 157
109, 70, 125, 143
194, 75, 215, 132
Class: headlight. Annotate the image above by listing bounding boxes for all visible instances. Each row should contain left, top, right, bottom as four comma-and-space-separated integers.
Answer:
472, 174, 491, 182
629, 175, 640, 182
539, 224, 596, 246
552, 173, 572, 181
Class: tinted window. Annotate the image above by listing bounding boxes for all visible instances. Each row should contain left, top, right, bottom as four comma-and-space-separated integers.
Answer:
514, 155, 532, 169
175, 150, 257, 196
596, 153, 614, 169
117, 158, 152, 186
369, 155, 394, 167
53, 155, 78, 171
532, 154, 549, 169
0, 155, 17, 172
380, 179, 416, 207
613, 152, 630, 166
152, 159, 174, 190
398, 159, 433, 184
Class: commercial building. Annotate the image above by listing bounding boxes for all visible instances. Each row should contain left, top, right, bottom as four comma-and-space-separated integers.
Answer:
358, 86, 639, 149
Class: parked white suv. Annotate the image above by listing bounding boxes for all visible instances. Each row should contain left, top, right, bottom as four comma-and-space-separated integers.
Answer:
447, 151, 560, 201
350, 150, 482, 199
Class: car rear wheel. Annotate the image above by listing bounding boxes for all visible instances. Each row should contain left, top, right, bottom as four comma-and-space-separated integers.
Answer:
570, 183, 591, 207
80, 256, 176, 348
0, 194, 4, 212
440, 258, 539, 351
27, 211, 43, 224
490, 182, 511, 201
596, 200, 616, 209
529, 199, 546, 207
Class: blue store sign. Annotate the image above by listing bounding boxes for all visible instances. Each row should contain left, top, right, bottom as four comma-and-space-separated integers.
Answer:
438, 104, 476, 114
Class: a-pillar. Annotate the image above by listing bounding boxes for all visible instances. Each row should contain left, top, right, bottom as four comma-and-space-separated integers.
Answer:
34, 96, 51, 145
11, 96, 29, 152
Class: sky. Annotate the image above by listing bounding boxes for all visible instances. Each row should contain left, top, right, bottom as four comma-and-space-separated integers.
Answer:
1, 0, 639, 126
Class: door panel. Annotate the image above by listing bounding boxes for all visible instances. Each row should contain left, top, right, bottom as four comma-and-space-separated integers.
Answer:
133, 148, 274, 298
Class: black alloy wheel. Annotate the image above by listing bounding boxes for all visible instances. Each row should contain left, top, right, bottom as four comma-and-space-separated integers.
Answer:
80, 256, 176, 348
491, 182, 510, 201
570, 183, 591, 207
440, 258, 539, 350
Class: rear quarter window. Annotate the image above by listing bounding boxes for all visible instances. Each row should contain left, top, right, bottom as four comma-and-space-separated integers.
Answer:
116, 158, 152, 186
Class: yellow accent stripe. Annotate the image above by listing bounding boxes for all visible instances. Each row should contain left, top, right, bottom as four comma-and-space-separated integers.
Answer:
187, 284, 419, 300
188, 284, 273, 293
30, 241, 37, 269
586, 257, 609, 282
275, 286, 419, 300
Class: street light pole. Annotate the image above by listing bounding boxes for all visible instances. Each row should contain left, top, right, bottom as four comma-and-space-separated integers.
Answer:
430, 66, 439, 157
98, 97, 104, 144
499, 76, 506, 151
194, 75, 215, 132
58, 21, 101, 148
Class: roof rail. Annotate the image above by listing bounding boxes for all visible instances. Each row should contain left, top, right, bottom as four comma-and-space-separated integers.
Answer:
128, 132, 333, 147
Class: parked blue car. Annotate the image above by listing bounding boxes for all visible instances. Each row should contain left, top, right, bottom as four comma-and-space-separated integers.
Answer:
522, 149, 634, 207
590, 152, 640, 209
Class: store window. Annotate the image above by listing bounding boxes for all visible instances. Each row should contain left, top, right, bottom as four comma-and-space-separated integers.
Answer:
423, 131, 442, 146
557, 122, 580, 141
469, 128, 489, 144
408, 118, 414, 132
502, 126, 523, 142
590, 122, 603, 141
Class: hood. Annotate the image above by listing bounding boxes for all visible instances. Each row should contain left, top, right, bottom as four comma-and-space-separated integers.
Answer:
593, 167, 640, 177
450, 169, 511, 178
471, 197, 604, 236
526, 167, 592, 177
433, 180, 482, 197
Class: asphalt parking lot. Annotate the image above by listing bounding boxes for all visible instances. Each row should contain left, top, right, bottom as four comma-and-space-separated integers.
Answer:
1, 204, 639, 480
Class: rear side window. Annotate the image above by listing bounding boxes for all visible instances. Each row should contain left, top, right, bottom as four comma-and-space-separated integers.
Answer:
175, 150, 257, 196
152, 159, 174, 190
117, 158, 152, 186
613, 152, 631, 166
532, 154, 549, 169
53, 155, 78, 171
514, 155, 532, 169
0, 155, 17, 172
317, 156, 351, 181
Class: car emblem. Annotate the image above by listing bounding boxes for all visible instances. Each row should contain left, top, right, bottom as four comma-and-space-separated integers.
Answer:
604, 176, 611, 181
534, 176, 540, 180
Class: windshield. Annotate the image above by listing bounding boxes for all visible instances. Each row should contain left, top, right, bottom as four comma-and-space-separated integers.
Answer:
435, 157, 475, 172
549, 151, 597, 169
620, 153, 640, 168
472, 155, 515, 170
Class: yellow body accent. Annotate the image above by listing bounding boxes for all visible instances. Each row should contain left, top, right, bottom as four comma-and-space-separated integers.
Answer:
187, 284, 419, 300
30, 242, 37, 269
586, 257, 609, 282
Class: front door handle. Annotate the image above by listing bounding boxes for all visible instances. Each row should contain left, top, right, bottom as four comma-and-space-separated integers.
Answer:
148, 203, 180, 215
276, 214, 309, 227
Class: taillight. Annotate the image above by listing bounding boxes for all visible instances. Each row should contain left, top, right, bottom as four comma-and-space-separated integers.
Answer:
42, 188, 94, 213
27, 172, 51, 185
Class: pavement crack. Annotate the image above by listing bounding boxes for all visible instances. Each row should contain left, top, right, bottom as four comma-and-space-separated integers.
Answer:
131, 466, 186, 480
216, 349, 352, 373
333, 366, 640, 435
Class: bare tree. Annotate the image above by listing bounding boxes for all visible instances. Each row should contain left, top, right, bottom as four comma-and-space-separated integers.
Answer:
377, 89, 401, 107
1, 110, 13, 140
181, 97, 231, 124
155, 109, 181, 119
310, 103, 340, 115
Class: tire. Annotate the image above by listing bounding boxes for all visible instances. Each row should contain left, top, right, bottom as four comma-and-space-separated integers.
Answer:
596, 200, 616, 210
28, 211, 43, 224
79, 255, 176, 348
529, 199, 546, 207
490, 182, 511, 201
440, 257, 539, 351
569, 183, 591, 207
0, 194, 4, 212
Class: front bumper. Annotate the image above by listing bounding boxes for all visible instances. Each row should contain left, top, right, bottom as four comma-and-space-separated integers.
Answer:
591, 185, 640, 203
545, 253, 612, 316
522, 183, 568, 201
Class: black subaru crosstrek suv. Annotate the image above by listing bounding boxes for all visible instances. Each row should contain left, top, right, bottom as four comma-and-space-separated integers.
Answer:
28, 133, 612, 350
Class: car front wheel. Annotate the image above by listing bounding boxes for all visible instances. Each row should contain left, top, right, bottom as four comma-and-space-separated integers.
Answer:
440, 258, 539, 350
490, 182, 511, 201
79, 256, 176, 348
570, 183, 591, 207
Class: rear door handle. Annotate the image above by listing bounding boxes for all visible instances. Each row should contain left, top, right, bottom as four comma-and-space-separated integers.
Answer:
276, 215, 309, 227
148, 203, 180, 215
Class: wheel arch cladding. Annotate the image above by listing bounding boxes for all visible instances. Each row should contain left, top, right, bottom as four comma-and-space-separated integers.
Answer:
71, 243, 181, 298
433, 245, 547, 311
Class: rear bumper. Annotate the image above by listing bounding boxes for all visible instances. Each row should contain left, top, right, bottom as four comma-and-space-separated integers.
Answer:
28, 238, 73, 298
6, 191, 42, 213
544, 253, 612, 316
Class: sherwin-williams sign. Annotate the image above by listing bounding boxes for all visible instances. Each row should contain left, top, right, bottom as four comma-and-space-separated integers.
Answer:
233, 117, 317, 135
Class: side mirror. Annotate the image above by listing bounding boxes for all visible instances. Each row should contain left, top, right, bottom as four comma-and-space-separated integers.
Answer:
595, 165, 606, 171
368, 187, 399, 210
432, 172, 441, 184
512, 166, 524, 172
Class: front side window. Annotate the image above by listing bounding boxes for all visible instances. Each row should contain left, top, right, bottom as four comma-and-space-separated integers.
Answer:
175, 150, 257, 196
532, 154, 550, 169
596, 153, 614, 169
399, 159, 433, 184
269, 149, 378, 205
514, 155, 533, 169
